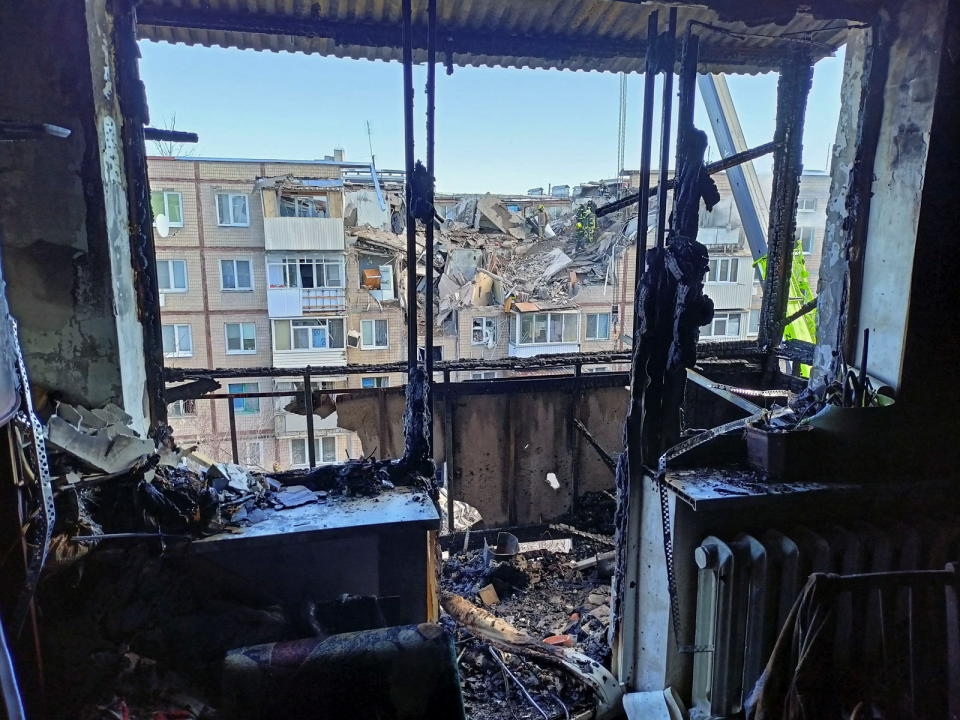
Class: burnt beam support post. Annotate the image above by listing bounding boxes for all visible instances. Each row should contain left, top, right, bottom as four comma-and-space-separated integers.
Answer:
304, 366, 316, 468
758, 51, 814, 352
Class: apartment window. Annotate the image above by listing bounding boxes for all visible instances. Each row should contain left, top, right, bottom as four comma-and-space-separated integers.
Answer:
273, 318, 345, 351
161, 324, 193, 357
241, 441, 262, 468
168, 398, 196, 417
291, 436, 336, 466
797, 198, 818, 211
267, 255, 344, 289
361, 376, 389, 388
516, 312, 578, 345
418, 346, 443, 362
225, 322, 257, 354
796, 227, 816, 254
707, 257, 739, 283
701, 311, 743, 338
471, 371, 497, 380
228, 382, 259, 414
280, 194, 328, 218
157, 259, 187, 292
749, 309, 761, 335
151, 190, 183, 227
472, 317, 498, 345
360, 319, 389, 349
586, 312, 611, 341
220, 259, 253, 290
584, 366, 610, 373
216, 193, 250, 226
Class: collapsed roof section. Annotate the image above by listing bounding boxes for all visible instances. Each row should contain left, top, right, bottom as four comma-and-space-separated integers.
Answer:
136, 0, 862, 75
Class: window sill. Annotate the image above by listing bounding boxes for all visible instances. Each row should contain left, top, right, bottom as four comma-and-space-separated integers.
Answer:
222, 288, 254, 293
218, 223, 251, 228
159, 288, 188, 294
585, 337, 610, 342
360, 346, 389, 351
226, 350, 258, 355
163, 352, 193, 358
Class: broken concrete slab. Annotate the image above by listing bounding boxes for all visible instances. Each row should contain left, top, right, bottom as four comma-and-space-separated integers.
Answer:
46, 413, 154, 474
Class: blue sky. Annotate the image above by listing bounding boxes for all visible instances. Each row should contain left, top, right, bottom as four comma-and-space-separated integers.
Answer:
138, 41, 845, 195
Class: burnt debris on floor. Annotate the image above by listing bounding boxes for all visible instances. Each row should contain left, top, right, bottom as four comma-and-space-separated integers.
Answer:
439, 498, 618, 720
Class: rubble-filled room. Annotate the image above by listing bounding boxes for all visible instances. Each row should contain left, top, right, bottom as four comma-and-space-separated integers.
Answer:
2, 1, 960, 719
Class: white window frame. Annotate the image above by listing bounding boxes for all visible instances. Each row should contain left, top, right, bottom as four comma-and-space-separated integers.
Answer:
168, 398, 196, 417
701, 311, 743, 339
156, 259, 188, 293
796, 226, 816, 255
162, 324, 193, 358
797, 197, 818, 212
279, 194, 329, 218
272, 318, 346, 351
225, 322, 257, 355
585, 312, 611, 341
220, 259, 253, 291
216, 193, 250, 227
748, 309, 761, 335
267, 255, 345, 289
470, 371, 497, 380
514, 312, 580, 346
471, 317, 498, 346
151, 190, 184, 227
241, 440, 263, 468
360, 319, 389, 350
707, 257, 739, 284
290, 436, 337, 467
361, 376, 390, 388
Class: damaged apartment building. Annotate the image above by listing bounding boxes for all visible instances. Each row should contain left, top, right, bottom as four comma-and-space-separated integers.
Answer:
1, 1, 960, 719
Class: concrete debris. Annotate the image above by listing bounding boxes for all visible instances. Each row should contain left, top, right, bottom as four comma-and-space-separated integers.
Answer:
46, 402, 154, 474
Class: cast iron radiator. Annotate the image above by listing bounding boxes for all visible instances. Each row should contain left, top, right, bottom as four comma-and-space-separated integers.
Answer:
690, 521, 960, 719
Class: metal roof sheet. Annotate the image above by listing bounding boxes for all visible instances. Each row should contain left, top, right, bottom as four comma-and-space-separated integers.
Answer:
136, 1, 866, 75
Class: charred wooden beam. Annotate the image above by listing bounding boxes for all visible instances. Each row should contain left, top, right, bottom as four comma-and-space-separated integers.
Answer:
164, 378, 220, 404
573, 419, 617, 473
595, 141, 778, 217
758, 51, 814, 350
142, 127, 198, 143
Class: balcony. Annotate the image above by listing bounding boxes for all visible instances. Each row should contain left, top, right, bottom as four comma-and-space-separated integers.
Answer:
275, 407, 340, 437
264, 216, 345, 251
508, 341, 580, 358
267, 287, 347, 317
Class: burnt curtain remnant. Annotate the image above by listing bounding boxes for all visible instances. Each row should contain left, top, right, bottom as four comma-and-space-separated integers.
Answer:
613, 20, 716, 655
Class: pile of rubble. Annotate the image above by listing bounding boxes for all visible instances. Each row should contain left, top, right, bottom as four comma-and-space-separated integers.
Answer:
439, 512, 618, 719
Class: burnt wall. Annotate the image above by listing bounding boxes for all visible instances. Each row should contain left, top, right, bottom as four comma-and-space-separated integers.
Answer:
336, 369, 756, 529
0, 0, 149, 429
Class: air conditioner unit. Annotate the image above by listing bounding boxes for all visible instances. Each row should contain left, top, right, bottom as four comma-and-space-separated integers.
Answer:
347, 330, 361, 348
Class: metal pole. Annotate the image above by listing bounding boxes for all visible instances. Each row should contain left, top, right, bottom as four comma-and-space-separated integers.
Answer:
424, 0, 437, 457
304, 366, 316, 468
227, 398, 239, 464
402, 0, 417, 381
655, 6, 677, 249
634, 10, 658, 296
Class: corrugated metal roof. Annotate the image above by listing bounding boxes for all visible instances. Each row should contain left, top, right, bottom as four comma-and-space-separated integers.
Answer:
136, 1, 862, 75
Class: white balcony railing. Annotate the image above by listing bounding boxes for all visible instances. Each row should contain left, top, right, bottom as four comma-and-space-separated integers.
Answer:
508, 342, 580, 358
267, 287, 347, 317
264, 217, 345, 251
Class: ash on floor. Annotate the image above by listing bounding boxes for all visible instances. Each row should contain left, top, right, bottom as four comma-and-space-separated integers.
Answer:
441, 534, 614, 720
